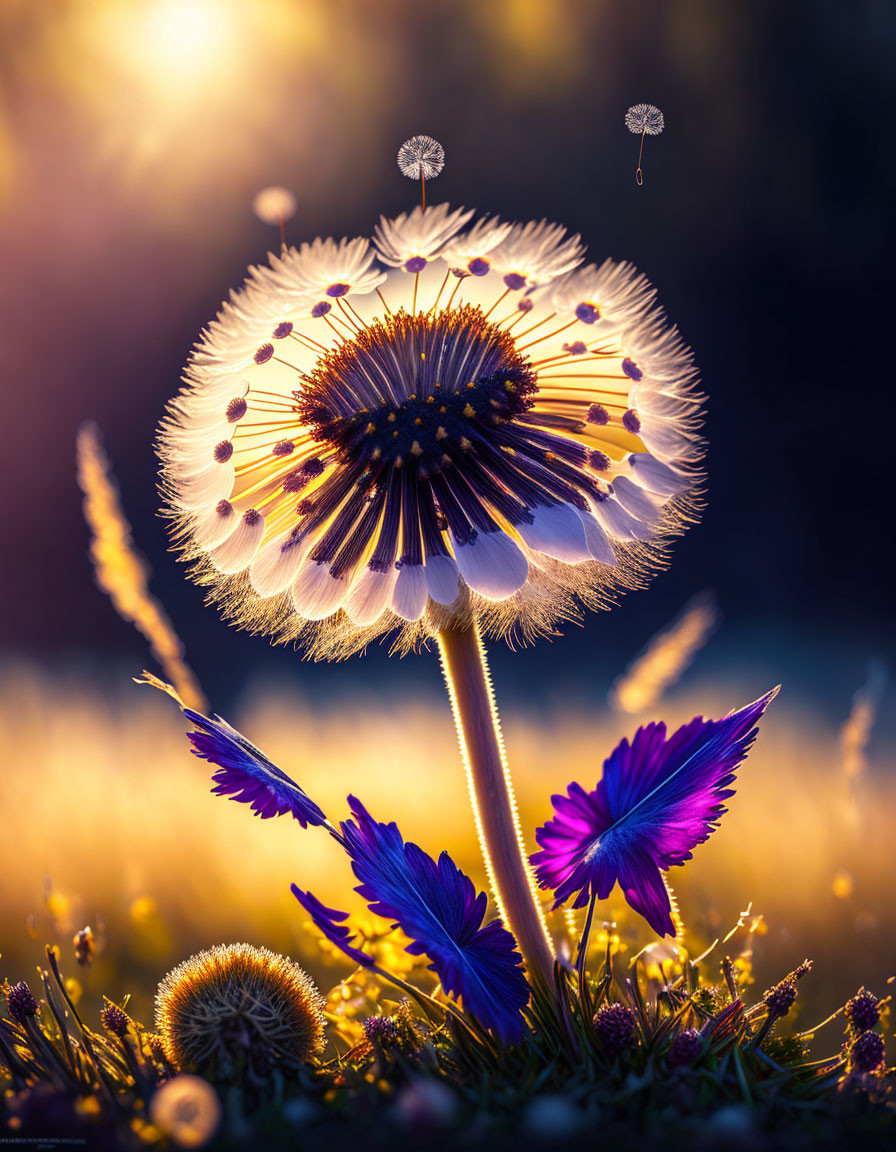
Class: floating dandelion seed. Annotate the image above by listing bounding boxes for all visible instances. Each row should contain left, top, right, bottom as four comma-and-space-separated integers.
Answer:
155, 943, 325, 1079
397, 135, 445, 208
77, 423, 206, 712
610, 592, 717, 714
252, 186, 297, 247
625, 104, 664, 186
159, 188, 705, 991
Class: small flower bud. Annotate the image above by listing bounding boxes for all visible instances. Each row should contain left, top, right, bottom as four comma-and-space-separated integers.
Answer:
850, 1029, 885, 1072
73, 926, 94, 967
763, 980, 797, 1017
6, 980, 39, 1023
846, 989, 880, 1035
364, 1015, 401, 1049
101, 1003, 130, 1037
667, 1028, 703, 1067
592, 1002, 637, 1055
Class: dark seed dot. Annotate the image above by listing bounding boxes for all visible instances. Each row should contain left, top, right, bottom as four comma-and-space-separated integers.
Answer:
622, 409, 641, 434
311, 301, 331, 318
215, 499, 233, 516
272, 440, 294, 456
404, 256, 427, 273
587, 403, 609, 425
589, 449, 611, 470
254, 343, 274, 364
517, 297, 534, 312
503, 272, 526, 290
243, 508, 261, 526
326, 283, 350, 297
468, 257, 490, 276
273, 322, 293, 339
226, 397, 247, 422
213, 440, 233, 463
622, 357, 643, 381
575, 302, 600, 324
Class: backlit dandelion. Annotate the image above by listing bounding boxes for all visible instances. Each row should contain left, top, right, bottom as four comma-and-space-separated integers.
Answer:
159, 189, 704, 991
625, 103, 664, 186
397, 135, 445, 208
155, 943, 325, 1078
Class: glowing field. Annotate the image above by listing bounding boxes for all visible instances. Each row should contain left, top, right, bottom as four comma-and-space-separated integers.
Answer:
2, 658, 892, 1034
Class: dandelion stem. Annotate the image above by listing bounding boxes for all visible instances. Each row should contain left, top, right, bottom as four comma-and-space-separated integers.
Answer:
436, 620, 555, 995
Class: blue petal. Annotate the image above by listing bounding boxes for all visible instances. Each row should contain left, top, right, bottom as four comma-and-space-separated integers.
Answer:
340, 796, 530, 1042
291, 886, 373, 968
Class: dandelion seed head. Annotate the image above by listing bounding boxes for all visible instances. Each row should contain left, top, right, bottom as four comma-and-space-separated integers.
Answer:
252, 186, 297, 227
397, 135, 445, 181
625, 104, 664, 135
155, 943, 325, 1078
159, 199, 704, 658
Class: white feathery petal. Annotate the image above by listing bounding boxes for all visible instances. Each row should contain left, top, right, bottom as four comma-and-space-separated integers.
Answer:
172, 463, 235, 511
392, 563, 428, 622
249, 535, 309, 597
251, 236, 386, 302
550, 259, 657, 328
453, 531, 529, 600
209, 512, 265, 573
488, 219, 585, 287
291, 560, 349, 620
627, 453, 690, 497
576, 509, 617, 565
516, 503, 592, 563
344, 566, 397, 626
193, 501, 239, 549
373, 203, 474, 268
592, 496, 653, 542
439, 215, 514, 268
425, 555, 460, 606
610, 476, 661, 524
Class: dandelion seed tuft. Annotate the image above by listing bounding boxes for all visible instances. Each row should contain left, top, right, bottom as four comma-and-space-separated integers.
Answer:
155, 943, 326, 1079
592, 1002, 637, 1055
625, 104, 665, 136
397, 135, 445, 181
6, 980, 39, 1023
252, 186, 297, 227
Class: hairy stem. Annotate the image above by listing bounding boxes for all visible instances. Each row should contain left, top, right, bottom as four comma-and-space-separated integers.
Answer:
437, 620, 555, 994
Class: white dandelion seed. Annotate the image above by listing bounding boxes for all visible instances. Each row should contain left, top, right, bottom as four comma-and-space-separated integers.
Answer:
397, 135, 445, 209
252, 186, 297, 246
625, 104, 664, 186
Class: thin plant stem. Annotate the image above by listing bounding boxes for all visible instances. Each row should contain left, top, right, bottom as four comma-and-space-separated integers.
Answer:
436, 620, 555, 994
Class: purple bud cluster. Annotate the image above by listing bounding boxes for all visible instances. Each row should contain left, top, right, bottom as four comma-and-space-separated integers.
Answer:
592, 1003, 638, 1056
846, 989, 880, 1035
364, 1015, 401, 1049
850, 1030, 886, 1073
763, 980, 797, 1017
6, 981, 39, 1024
667, 1028, 703, 1067
100, 1003, 130, 1037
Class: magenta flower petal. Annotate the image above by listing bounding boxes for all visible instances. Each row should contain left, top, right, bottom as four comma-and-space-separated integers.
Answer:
340, 796, 530, 1042
531, 689, 778, 937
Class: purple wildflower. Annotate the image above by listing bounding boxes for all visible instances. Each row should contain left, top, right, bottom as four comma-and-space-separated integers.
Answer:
764, 980, 798, 1017
593, 1003, 637, 1055
531, 690, 777, 937
339, 797, 529, 1042
182, 707, 328, 828
291, 888, 374, 969
364, 1015, 401, 1049
6, 981, 38, 1024
850, 1030, 886, 1072
667, 1028, 703, 1066
101, 1003, 130, 1037
846, 989, 880, 1034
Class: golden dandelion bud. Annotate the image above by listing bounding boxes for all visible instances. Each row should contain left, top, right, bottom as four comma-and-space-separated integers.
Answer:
154, 943, 325, 1080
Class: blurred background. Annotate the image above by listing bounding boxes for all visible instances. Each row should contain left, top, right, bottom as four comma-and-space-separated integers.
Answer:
1, 0, 894, 1034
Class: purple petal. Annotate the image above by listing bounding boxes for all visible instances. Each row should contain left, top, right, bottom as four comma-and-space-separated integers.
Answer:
339, 796, 529, 1042
291, 887, 373, 968
532, 689, 778, 937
